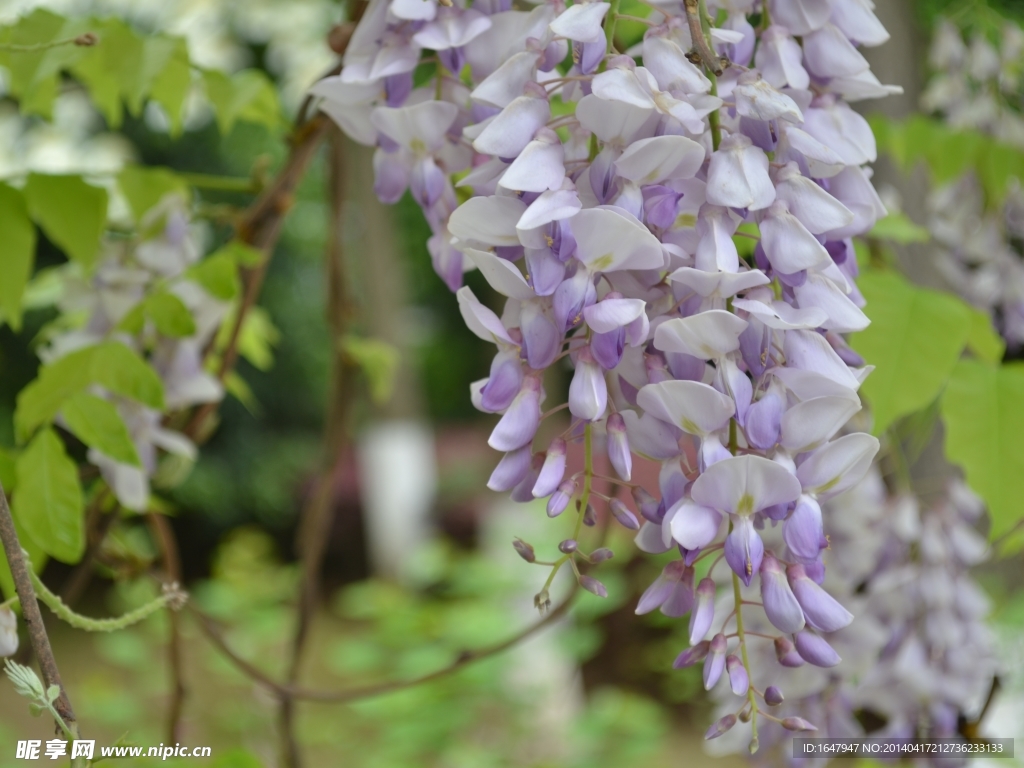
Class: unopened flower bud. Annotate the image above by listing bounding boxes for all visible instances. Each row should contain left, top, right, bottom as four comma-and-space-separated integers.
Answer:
781, 717, 818, 732
589, 547, 614, 563
547, 480, 574, 517
704, 633, 727, 690
673, 640, 710, 668
579, 575, 608, 597
534, 590, 551, 612
512, 538, 536, 563
689, 577, 716, 645
764, 686, 784, 706
559, 539, 578, 554
606, 412, 632, 481
738, 706, 753, 723
774, 635, 805, 667
631, 486, 661, 522
582, 502, 597, 527
726, 654, 750, 696
609, 498, 640, 530
793, 630, 841, 667
704, 714, 737, 740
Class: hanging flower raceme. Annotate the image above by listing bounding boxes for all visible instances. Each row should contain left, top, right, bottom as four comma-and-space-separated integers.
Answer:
313, 0, 899, 746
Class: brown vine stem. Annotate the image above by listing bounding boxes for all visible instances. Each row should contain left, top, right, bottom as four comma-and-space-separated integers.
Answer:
278, 124, 360, 768
147, 513, 186, 745
190, 585, 578, 704
0, 481, 79, 740
684, 0, 724, 75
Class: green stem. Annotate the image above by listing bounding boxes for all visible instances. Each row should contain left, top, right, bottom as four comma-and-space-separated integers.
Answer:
572, 423, 594, 542
28, 564, 183, 632
0, 34, 96, 52
604, 0, 622, 55
181, 172, 262, 193
732, 571, 760, 753
698, 0, 722, 150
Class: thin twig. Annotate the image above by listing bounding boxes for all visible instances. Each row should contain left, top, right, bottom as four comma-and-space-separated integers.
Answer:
684, 0, 724, 75
0, 481, 79, 740
191, 586, 578, 703
147, 513, 187, 744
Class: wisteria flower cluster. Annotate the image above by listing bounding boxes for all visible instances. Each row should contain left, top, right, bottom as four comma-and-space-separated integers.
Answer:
42, 196, 227, 512
313, 0, 898, 746
922, 17, 1024, 348
709, 468, 996, 763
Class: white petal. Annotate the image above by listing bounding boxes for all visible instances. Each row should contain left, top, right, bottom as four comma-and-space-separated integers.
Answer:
614, 135, 705, 185
642, 36, 712, 93
638, 380, 735, 437
732, 297, 828, 330
472, 95, 551, 158
796, 433, 880, 499
653, 310, 748, 360
734, 77, 804, 123
802, 100, 876, 166
516, 182, 582, 230
465, 248, 535, 300
413, 10, 493, 50
670, 268, 770, 298
773, 164, 854, 233
584, 298, 646, 333
669, 500, 722, 550
793, 273, 870, 333
499, 136, 565, 192
691, 454, 802, 514
780, 396, 861, 453
784, 329, 862, 391
759, 202, 831, 274
549, 2, 610, 44
457, 286, 516, 345
770, 0, 832, 35
592, 68, 657, 110
575, 94, 655, 145
621, 409, 682, 460
573, 206, 665, 272
695, 205, 740, 273
770, 366, 860, 402
777, 125, 845, 179
636, 521, 673, 553
390, 0, 436, 20
705, 134, 775, 211
370, 101, 458, 151
470, 51, 539, 108
449, 195, 527, 247
803, 23, 870, 78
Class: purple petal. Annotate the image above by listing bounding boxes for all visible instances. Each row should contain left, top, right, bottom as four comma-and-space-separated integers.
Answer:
793, 630, 841, 667
774, 635, 806, 668
532, 438, 567, 498
480, 350, 524, 412
726, 655, 749, 696
703, 633, 728, 689
787, 563, 854, 633
488, 376, 542, 451
724, 516, 764, 587
689, 577, 716, 644
487, 446, 533, 492
660, 565, 695, 617
606, 412, 632, 481
784, 495, 824, 563
673, 640, 710, 668
760, 552, 806, 634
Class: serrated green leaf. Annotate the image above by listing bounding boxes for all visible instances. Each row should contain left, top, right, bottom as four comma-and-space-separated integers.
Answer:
941, 361, 1024, 551
148, 37, 191, 136
966, 307, 1006, 364
15, 342, 163, 442
60, 392, 140, 466
146, 292, 196, 337
117, 166, 190, 223
187, 251, 239, 300
92, 342, 164, 410
15, 346, 98, 442
850, 270, 971, 435
868, 212, 930, 244
0, 184, 37, 332
202, 69, 282, 135
13, 428, 84, 564
24, 174, 108, 267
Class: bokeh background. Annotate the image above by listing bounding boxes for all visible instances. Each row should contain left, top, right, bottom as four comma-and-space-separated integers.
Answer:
0, 0, 1023, 766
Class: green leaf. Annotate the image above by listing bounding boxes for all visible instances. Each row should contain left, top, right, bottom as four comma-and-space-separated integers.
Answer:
219, 240, 264, 267
0, 9, 68, 118
0, 184, 37, 332
341, 335, 400, 405
24, 174, 108, 267
202, 69, 282, 135
0, 449, 17, 493
965, 307, 1006, 364
850, 270, 971, 435
15, 346, 98, 442
187, 251, 239, 300
60, 392, 140, 466
13, 428, 84, 564
117, 166, 190, 223
146, 292, 196, 337
148, 37, 192, 136
868, 212, 930, 244
236, 307, 280, 371
15, 342, 163, 441
91, 342, 164, 410
0, 517, 47, 602
941, 361, 1024, 550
